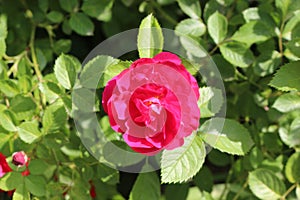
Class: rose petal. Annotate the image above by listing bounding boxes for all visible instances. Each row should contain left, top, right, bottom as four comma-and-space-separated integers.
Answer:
153, 52, 182, 65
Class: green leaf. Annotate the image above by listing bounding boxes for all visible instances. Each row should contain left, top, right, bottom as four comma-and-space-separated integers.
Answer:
99, 61, 129, 88
59, 0, 78, 12
177, 0, 201, 19
72, 88, 98, 112
54, 54, 78, 90
0, 39, 6, 58
272, 93, 300, 113
242, 7, 260, 22
13, 184, 31, 200
46, 11, 64, 23
0, 133, 11, 149
207, 11, 228, 44
18, 120, 42, 144
10, 95, 37, 120
102, 140, 145, 167
199, 118, 254, 155
53, 39, 71, 55
198, 87, 224, 118
285, 152, 300, 183
0, 110, 17, 132
0, 15, 6, 58
25, 175, 47, 197
38, 0, 49, 13
100, 116, 121, 141
249, 147, 264, 169
0, 172, 23, 191
219, 41, 254, 67
248, 168, 286, 199
175, 19, 206, 37
69, 12, 94, 36
282, 11, 300, 40
193, 166, 213, 192
137, 14, 163, 58
161, 133, 206, 183
28, 159, 53, 177
97, 164, 119, 185
42, 102, 67, 134
0, 80, 19, 97
0, 15, 7, 39
129, 172, 160, 200
82, 0, 114, 22
80, 55, 119, 89
253, 50, 281, 77
286, 38, 300, 57
296, 185, 300, 200
165, 183, 189, 200
232, 21, 275, 47
275, 0, 300, 20
279, 117, 300, 147
179, 36, 207, 58
39, 81, 61, 103
212, 54, 235, 81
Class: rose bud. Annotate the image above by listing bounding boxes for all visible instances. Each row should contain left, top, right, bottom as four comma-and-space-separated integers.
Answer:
12, 151, 28, 167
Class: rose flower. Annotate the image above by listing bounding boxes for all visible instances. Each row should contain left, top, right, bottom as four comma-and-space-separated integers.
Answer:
102, 52, 200, 155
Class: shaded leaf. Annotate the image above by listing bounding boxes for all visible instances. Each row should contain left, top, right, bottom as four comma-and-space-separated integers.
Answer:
165, 183, 189, 200
59, 0, 78, 12
177, 0, 201, 19
129, 172, 160, 200
82, 0, 113, 22
198, 87, 224, 118
69, 12, 94, 36
10, 95, 37, 120
80, 55, 119, 89
25, 175, 46, 197
0, 172, 23, 191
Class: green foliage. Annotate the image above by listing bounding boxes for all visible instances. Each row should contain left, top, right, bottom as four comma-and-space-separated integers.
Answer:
129, 172, 160, 200
161, 133, 206, 183
137, 14, 163, 58
0, 0, 299, 199
249, 169, 286, 199
200, 118, 254, 155
269, 61, 300, 91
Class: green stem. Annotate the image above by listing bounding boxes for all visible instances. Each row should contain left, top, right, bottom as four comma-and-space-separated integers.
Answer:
30, 25, 43, 82
281, 183, 297, 200
233, 179, 248, 200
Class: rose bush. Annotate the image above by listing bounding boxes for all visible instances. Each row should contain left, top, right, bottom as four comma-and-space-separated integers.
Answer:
102, 52, 200, 155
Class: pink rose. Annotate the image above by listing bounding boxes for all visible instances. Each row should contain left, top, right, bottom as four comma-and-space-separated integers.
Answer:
102, 52, 200, 155
12, 151, 28, 167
